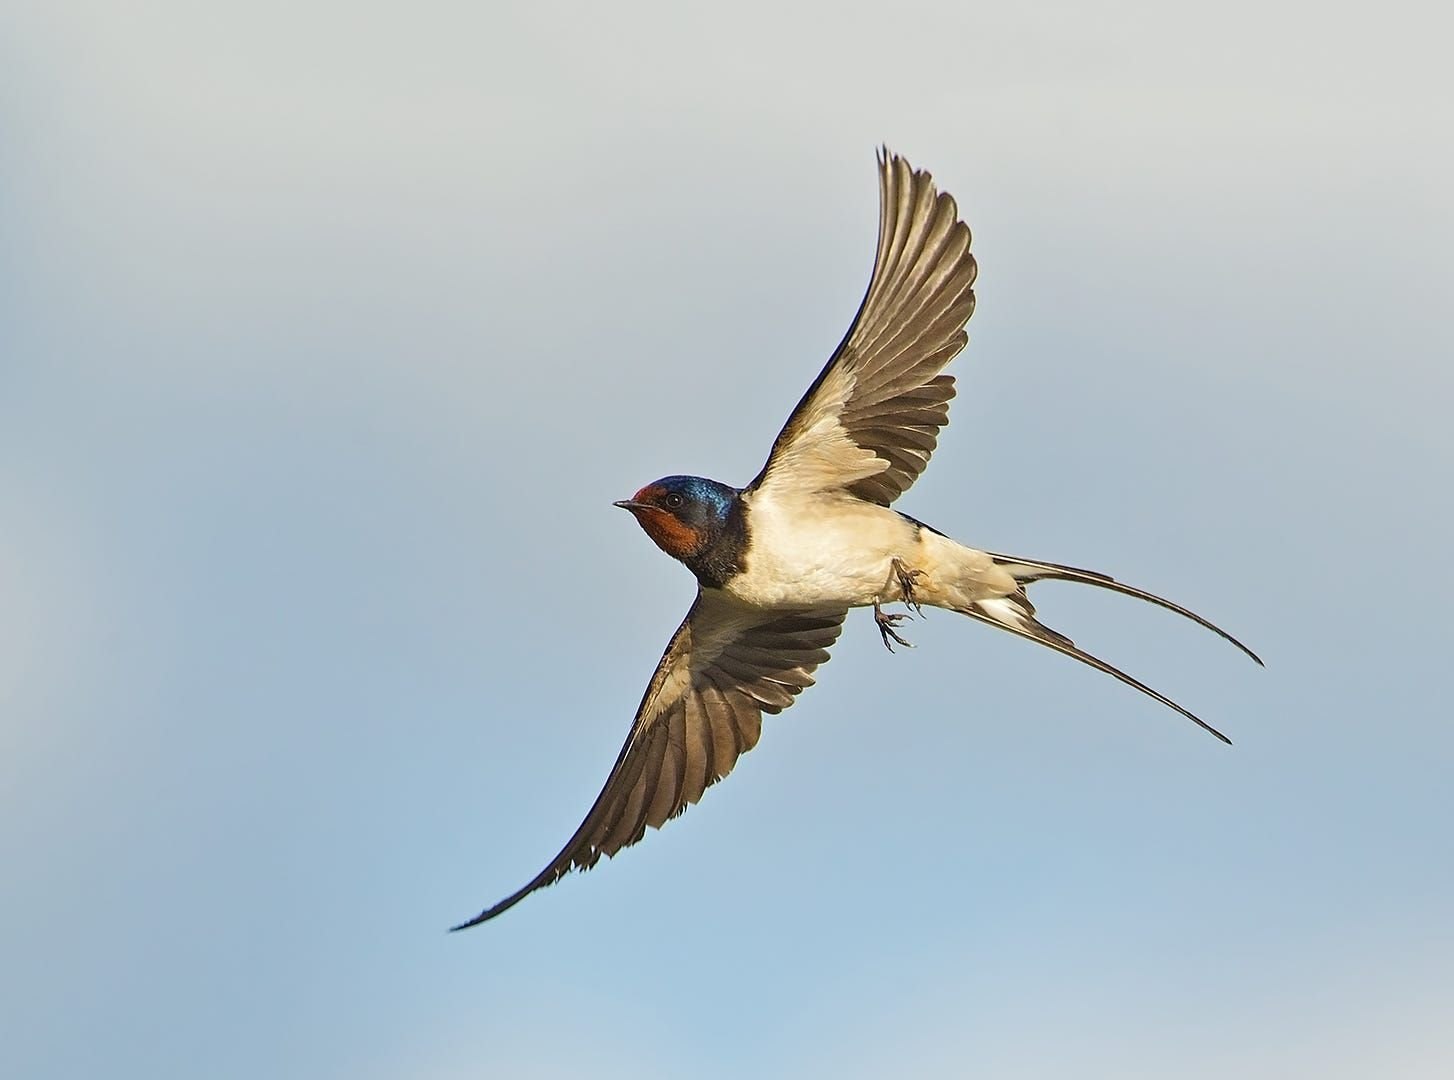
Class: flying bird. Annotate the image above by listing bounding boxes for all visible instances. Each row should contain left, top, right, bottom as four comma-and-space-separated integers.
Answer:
453, 149, 1260, 930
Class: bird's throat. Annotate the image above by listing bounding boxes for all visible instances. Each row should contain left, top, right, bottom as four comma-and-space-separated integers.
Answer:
636, 508, 705, 563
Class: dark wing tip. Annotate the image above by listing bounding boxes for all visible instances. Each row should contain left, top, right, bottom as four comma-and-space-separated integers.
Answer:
448, 877, 547, 932
449, 906, 503, 933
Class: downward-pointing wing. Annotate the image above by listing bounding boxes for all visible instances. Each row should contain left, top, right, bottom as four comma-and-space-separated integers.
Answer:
453, 592, 846, 929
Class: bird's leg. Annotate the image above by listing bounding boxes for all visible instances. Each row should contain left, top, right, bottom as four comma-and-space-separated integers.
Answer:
873, 598, 914, 651
873, 557, 927, 652
891, 557, 926, 616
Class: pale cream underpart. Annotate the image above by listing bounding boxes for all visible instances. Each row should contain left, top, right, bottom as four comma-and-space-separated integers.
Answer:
725, 486, 1018, 612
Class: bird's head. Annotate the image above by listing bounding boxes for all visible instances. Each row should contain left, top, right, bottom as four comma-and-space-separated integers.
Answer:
615, 475, 738, 563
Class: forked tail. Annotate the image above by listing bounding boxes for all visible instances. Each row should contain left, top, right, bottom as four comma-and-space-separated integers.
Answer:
958, 552, 1262, 744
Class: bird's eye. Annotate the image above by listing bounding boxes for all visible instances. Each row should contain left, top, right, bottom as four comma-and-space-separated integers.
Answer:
664, 492, 684, 509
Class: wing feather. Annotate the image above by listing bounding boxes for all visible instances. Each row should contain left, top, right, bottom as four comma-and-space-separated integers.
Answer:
748, 149, 977, 505
451, 592, 846, 929
644, 715, 684, 828
700, 683, 740, 778
680, 692, 712, 808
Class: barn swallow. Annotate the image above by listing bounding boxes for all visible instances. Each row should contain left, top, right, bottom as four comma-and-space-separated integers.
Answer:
452, 149, 1260, 930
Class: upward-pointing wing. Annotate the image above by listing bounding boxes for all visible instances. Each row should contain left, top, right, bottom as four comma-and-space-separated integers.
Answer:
748, 149, 978, 505
452, 592, 846, 929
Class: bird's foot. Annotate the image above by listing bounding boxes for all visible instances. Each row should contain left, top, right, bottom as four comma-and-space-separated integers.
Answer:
891, 558, 926, 616
874, 599, 915, 652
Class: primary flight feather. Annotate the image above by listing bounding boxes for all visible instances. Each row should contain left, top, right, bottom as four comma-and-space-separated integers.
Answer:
452, 149, 1260, 931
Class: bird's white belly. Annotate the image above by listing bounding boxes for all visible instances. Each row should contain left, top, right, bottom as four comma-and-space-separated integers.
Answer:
724, 494, 924, 609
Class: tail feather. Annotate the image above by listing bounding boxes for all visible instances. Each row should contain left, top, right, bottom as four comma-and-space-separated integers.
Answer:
962, 596, 1233, 744
987, 552, 1264, 667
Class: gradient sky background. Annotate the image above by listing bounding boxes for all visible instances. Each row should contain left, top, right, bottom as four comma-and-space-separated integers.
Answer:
5, 2, 1452, 1077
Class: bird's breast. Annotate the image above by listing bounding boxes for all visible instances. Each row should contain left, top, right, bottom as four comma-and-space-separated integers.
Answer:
725, 493, 923, 609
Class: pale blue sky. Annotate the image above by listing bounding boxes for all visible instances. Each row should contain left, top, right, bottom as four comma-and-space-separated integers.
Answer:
4, 2, 1452, 1077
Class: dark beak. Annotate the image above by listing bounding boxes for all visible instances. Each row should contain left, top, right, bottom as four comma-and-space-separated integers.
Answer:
614, 499, 651, 512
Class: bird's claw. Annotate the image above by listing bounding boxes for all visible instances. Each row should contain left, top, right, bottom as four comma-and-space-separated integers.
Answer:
874, 602, 915, 652
891, 557, 926, 616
